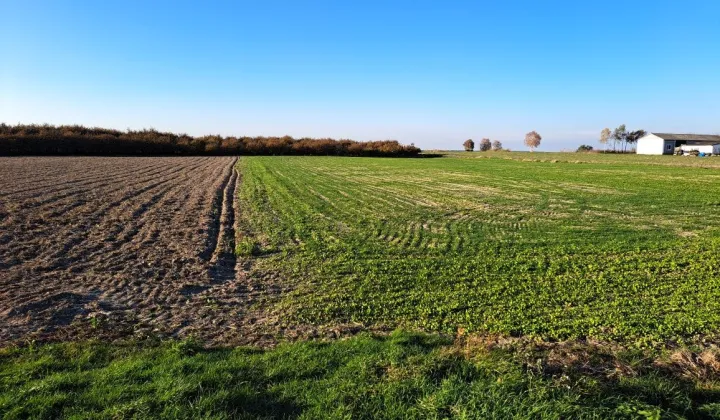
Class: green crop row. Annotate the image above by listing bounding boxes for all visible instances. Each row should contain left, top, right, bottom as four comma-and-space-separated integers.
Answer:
237, 155, 720, 346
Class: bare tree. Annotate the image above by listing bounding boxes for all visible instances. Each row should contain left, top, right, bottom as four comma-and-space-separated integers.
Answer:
463, 139, 475, 151
491, 140, 503, 151
599, 128, 611, 151
479, 138, 492, 151
524, 131, 542, 152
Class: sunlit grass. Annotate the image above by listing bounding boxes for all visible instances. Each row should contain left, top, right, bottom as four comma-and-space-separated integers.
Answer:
3, 331, 718, 419
239, 155, 720, 345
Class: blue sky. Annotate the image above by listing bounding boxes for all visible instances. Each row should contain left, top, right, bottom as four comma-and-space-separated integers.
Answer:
2, 0, 719, 150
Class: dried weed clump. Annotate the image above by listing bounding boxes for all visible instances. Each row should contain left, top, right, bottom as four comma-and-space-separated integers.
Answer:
656, 348, 720, 380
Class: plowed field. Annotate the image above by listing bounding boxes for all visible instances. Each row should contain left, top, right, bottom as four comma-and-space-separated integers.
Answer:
0, 157, 271, 345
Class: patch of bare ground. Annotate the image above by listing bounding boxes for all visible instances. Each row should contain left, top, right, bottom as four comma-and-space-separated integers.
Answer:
0, 157, 281, 347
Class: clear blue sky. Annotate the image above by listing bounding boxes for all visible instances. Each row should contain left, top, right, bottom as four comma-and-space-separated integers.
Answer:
2, 0, 719, 150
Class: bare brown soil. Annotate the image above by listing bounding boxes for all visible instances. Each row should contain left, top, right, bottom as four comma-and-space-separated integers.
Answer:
0, 157, 277, 346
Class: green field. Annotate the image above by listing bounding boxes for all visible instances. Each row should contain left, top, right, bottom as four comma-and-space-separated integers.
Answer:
240, 154, 720, 345
435, 150, 720, 169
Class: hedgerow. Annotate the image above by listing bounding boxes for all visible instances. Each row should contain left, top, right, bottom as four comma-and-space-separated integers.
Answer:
0, 123, 421, 157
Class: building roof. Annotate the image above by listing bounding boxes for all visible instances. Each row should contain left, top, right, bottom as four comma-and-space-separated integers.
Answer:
652, 133, 720, 143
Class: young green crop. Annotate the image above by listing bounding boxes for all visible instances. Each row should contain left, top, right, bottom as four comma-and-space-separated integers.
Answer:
238, 155, 720, 345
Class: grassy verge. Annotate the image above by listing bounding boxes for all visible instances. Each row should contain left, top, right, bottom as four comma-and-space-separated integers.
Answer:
2, 331, 720, 419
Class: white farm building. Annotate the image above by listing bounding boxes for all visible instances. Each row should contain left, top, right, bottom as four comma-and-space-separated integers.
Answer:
636, 133, 720, 155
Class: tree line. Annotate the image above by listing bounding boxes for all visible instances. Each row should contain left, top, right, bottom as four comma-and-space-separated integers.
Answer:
462, 126, 649, 154
463, 131, 542, 152
0, 124, 422, 157
599, 125, 645, 152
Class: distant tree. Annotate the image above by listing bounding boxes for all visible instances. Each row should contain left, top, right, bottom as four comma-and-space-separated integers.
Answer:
612, 124, 627, 152
577, 144, 593, 152
524, 131, 542, 152
479, 138, 492, 151
491, 140, 503, 151
463, 139, 475, 151
625, 129, 646, 151
599, 128, 611, 151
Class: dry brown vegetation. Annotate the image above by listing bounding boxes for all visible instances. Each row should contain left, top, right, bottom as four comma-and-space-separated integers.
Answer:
0, 124, 421, 157
524, 130, 542, 151
453, 331, 720, 392
479, 138, 491, 151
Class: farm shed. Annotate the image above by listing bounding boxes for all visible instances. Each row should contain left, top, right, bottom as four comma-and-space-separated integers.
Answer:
636, 133, 720, 155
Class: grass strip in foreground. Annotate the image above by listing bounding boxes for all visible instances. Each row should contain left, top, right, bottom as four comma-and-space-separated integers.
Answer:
2, 331, 720, 419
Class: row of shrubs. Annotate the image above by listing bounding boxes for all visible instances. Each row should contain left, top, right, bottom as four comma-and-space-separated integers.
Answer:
0, 124, 422, 157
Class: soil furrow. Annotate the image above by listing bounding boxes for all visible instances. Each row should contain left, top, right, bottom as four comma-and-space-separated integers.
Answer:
200, 159, 237, 262
10, 161, 176, 207
30, 158, 205, 216
209, 160, 239, 283
17, 158, 211, 267
61, 157, 224, 272
3, 160, 167, 199
0, 157, 266, 345
0, 158, 174, 197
